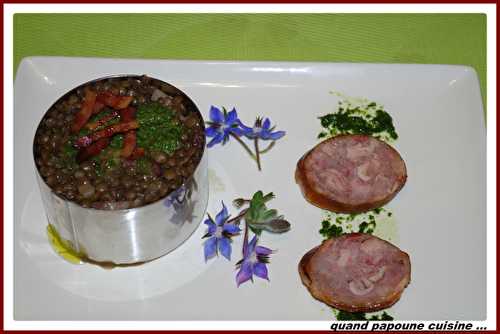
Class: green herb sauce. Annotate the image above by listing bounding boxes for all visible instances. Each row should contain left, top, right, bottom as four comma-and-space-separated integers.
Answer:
90, 109, 120, 129
319, 208, 395, 240
136, 103, 183, 155
108, 134, 124, 149
319, 219, 345, 239
318, 96, 398, 142
334, 309, 394, 321
60, 139, 78, 169
358, 221, 376, 234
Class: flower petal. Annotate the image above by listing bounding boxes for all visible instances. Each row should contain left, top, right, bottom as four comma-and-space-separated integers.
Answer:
205, 126, 219, 137
236, 260, 253, 287
264, 130, 286, 141
215, 201, 229, 225
225, 108, 238, 124
221, 131, 231, 144
237, 120, 253, 133
256, 245, 273, 256
223, 223, 241, 234
229, 126, 246, 136
204, 236, 218, 261
203, 217, 214, 225
209, 106, 224, 123
262, 118, 271, 130
204, 218, 217, 235
218, 237, 232, 260
253, 262, 269, 280
207, 133, 224, 148
245, 235, 258, 257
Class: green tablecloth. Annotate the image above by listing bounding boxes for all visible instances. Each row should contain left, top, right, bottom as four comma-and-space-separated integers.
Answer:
14, 14, 486, 105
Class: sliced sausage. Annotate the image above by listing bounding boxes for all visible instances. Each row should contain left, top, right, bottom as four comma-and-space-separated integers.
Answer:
299, 233, 411, 312
295, 134, 407, 213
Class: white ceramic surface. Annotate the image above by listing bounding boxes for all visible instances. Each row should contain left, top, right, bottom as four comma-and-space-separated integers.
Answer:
14, 57, 486, 320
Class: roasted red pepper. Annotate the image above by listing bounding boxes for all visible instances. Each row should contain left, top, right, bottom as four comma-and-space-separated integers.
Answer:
121, 131, 136, 158
75, 120, 139, 148
71, 88, 97, 133
76, 138, 110, 163
96, 92, 133, 110
120, 107, 137, 158
120, 106, 136, 121
85, 111, 119, 130
92, 101, 105, 115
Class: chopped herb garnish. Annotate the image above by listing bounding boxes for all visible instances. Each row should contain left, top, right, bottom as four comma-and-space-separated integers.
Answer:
109, 134, 124, 149
60, 139, 78, 168
319, 219, 344, 239
358, 221, 376, 234
319, 207, 394, 240
136, 103, 183, 155
318, 96, 398, 142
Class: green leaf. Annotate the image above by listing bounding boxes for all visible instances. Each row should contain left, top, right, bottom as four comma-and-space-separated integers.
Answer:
260, 208, 278, 222
262, 192, 275, 202
258, 219, 291, 234
244, 190, 290, 235
246, 191, 266, 223
248, 224, 263, 236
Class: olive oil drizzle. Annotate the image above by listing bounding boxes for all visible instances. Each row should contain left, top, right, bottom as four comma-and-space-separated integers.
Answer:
47, 224, 149, 269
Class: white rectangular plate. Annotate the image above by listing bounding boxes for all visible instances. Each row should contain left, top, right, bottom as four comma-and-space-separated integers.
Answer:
14, 57, 486, 320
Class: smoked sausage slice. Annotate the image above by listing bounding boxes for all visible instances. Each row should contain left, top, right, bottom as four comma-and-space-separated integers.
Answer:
299, 233, 411, 312
295, 134, 407, 213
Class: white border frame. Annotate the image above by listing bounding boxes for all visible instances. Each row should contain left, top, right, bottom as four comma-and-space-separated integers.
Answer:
4, 4, 496, 330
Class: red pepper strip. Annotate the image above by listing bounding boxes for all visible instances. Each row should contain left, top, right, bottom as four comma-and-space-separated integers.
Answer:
116, 96, 134, 109
76, 138, 110, 163
75, 120, 139, 148
85, 111, 119, 130
121, 131, 136, 158
120, 106, 136, 121
92, 101, 105, 115
128, 147, 145, 160
96, 92, 133, 110
71, 89, 97, 133
120, 107, 137, 158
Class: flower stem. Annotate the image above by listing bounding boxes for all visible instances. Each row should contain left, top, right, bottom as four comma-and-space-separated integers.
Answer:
229, 133, 256, 161
254, 138, 262, 171
259, 141, 276, 155
242, 216, 249, 258
227, 208, 248, 225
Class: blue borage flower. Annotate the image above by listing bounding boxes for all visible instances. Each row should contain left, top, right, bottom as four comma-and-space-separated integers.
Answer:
201, 191, 290, 287
235, 235, 273, 286
203, 202, 241, 261
204, 106, 286, 171
239, 117, 286, 141
205, 106, 247, 148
